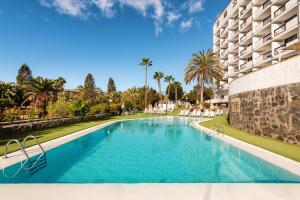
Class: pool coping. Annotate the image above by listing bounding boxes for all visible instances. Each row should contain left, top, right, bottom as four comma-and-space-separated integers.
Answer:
1, 116, 300, 176
192, 122, 300, 176
0, 183, 300, 200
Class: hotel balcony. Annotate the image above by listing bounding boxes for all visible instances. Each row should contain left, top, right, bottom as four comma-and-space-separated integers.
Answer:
221, 28, 228, 38
240, 30, 253, 46
220, 39, 229, 48
273, 0, 299, 23
230, 66, 240, 78
274, 34, 300, 59
229, 30, 239, 41
229, 40, 239, 52
229, 15, 239, 30
253, 33, 272, 50
239, 17, 253, 33
240, 60, 253, 72
240, 1, 252, 20
273, 15, 299, 40
229, 53, 239, 65
240, 44, 253, 59
220, 49, 229, 59
253, 15, 272, 36
254, 0, 272, 20
253, 50, 272, 66
221, 60, 229, 68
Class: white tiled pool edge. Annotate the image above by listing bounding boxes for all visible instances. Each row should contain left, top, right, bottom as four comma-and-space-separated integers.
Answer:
0, 184, 300, 200
193, 122, 300, 176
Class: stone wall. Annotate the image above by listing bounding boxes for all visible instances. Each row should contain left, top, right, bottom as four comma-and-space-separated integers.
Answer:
0, 113, 111, 135
229, 82, 300, 145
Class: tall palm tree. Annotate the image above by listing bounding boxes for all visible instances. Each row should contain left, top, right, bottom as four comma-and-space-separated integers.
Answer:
22, 77, 57, 116
184, 49, 222, 106
164, 75, 175, 101
173, 81, 181, 104
153, 71, 164, 101
139, 58, 153, 109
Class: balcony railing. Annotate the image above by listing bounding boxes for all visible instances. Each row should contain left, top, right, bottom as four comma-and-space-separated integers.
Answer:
263, 33, 272, 43
274, 44, 286, 55
274, 0, 297, 18
255, 0, 271, 16
240, 17, 252, 29
274, 16, 298, 36
263, 51, 272, 59
221, 49, 228, 57
240, 1, 252, 17
263, 15, 271, 26
254, 51, 272, 65
240, 30, 252, 42
240, 61, 253, 70
240, 45, 252, 56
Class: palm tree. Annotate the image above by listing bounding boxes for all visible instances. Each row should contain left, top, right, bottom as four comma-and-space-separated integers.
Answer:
164, 75, 175, 101
139, 58, 153, 109
184, 49, 222, 106
153, 71, 164, 102
22, 77, 57, 116
173, 81, 181, 104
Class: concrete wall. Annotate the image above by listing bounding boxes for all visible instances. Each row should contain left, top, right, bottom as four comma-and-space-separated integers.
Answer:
228, 56, 300, 145
229, 56, 300, 96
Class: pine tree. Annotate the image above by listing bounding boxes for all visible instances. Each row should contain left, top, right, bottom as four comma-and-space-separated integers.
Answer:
107, 77, 117, 94
83, 73, 96, 103
16, 64, 32, 86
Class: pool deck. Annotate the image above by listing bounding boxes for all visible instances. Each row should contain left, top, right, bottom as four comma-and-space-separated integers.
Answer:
1, 117, 300, 200
0, 184, 300, 200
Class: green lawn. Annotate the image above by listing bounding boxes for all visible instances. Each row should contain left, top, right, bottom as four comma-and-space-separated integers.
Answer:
200, 116, 300, 162
0, 109, 180, 156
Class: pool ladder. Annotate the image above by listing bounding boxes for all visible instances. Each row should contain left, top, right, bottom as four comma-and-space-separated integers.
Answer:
2, 135, 47, 178
209, 125, 224, 136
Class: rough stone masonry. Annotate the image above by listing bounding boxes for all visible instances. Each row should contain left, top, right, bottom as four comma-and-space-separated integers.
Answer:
229, 82, 300, 145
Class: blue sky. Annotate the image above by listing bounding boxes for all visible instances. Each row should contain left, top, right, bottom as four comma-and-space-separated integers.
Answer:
0, 0, 228, 92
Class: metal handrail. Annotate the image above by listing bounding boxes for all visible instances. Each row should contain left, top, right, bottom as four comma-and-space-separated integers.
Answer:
4, 139, 29, 159
3, 135, 46, 177
22, 135, 45, 154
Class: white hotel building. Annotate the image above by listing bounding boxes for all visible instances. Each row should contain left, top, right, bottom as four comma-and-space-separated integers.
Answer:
213, 0, 300, 103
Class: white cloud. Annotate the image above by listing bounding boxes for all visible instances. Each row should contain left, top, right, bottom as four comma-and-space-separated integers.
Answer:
38, 0, 204, 35
39, 0, 89, 17
180, 18, 193, 31
187, 0, 204, 13
93, 0, 115, 17
167, 11, 181, 25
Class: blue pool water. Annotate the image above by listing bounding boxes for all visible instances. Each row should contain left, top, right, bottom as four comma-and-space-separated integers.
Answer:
1, 117, 300, 183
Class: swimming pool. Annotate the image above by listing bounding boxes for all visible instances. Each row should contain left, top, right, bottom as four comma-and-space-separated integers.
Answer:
1, 117, 300, 183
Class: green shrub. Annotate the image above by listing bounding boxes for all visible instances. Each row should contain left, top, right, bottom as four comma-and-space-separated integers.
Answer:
71, 101, 89, 117
4, 108, 20, 123
110, 103, 122, 113
90, 103, 114, 114
48, 98, 72, 118
90, 104, 102, 114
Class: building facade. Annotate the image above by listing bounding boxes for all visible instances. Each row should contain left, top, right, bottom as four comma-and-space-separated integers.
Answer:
213, 0, 300, 103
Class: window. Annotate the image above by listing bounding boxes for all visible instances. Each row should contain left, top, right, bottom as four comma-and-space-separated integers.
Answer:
217, 21, 219, 27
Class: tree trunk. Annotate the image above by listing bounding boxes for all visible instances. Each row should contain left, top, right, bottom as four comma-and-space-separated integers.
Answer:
200, 73, 204, 106
144, 67, 148, 109
175, 88, 178, 104
158, 80, 162, 101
